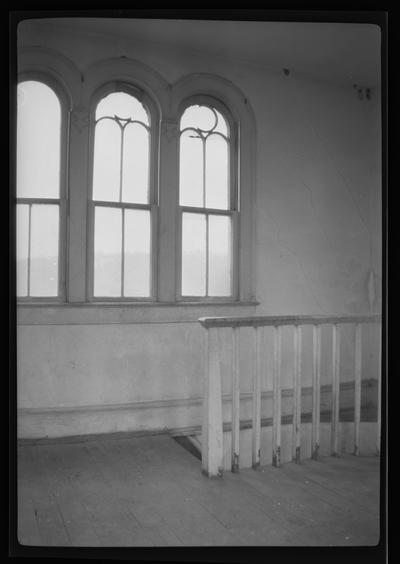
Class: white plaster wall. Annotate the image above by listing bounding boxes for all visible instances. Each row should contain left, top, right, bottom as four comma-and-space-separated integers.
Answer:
254, 74, 381, 316
17, 323, 206, 408
16, 22, 382, 439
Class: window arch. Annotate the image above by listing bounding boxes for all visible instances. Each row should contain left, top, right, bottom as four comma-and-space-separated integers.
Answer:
16, 76, 68, 299
88, 83, 159, 300
178, 96, 238, 299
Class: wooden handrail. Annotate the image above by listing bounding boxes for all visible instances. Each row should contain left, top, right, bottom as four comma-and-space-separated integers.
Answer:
199, 313, 382, 477
199, 314, 381, 328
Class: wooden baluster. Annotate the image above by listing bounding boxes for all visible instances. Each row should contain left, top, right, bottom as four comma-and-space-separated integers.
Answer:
353, 323, 362, 456
272, 325, 282, 467
231, 326, 240, 472
252, 326, 262, 469
312, 324, 321, 460
377, 324, 382, 456
331, 324, 341, 456
293, 325, 302, 464
201, 327, 224, 477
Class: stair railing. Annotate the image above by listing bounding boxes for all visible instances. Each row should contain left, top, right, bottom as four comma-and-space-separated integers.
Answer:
198, 314, 382, 477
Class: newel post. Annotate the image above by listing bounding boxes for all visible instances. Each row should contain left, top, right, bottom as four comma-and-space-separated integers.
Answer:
202, 326, 224, 477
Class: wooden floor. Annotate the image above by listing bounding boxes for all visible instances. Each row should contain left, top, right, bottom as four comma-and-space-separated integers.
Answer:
17, 433, 380, 547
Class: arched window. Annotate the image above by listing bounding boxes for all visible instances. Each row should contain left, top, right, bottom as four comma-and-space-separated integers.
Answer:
16, 79, 66, 299
178, 100, 237, 298
89, 85, 157, 299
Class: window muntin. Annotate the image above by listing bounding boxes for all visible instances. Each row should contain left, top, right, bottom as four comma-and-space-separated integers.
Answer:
16, 80, 63, 298
179, 103, 235, 298
90, 89, 153, 299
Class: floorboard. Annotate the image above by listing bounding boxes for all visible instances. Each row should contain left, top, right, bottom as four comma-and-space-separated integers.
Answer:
17, 433, 380, 547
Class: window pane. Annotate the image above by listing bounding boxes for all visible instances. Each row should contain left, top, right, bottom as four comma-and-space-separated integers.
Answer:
205, 134, 229, 209
182, 213, 206, 296
16, 204, 29, 297
17, 81, 61, 199
96, 92, 149, 124
124, 210, 151, 297
94, 207, 122, 296
122, 123, 149, 204
208, 215, 232, 296
180, 104, 228, 136
30, 205, 59, 296
92, 120, 121, 202
214, 109, 229, 136
180, 105, 216, 132
179, 130, 203, 207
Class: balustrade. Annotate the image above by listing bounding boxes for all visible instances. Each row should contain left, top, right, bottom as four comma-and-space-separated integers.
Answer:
199, 315, 381, 477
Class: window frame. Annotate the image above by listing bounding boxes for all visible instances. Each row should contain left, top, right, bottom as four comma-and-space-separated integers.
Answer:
176, 94, 240, 302
16, 71, 69, 303
86, 81, 160, 302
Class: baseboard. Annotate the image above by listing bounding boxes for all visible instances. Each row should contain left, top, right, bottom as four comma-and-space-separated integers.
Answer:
17, 378, 378, 440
